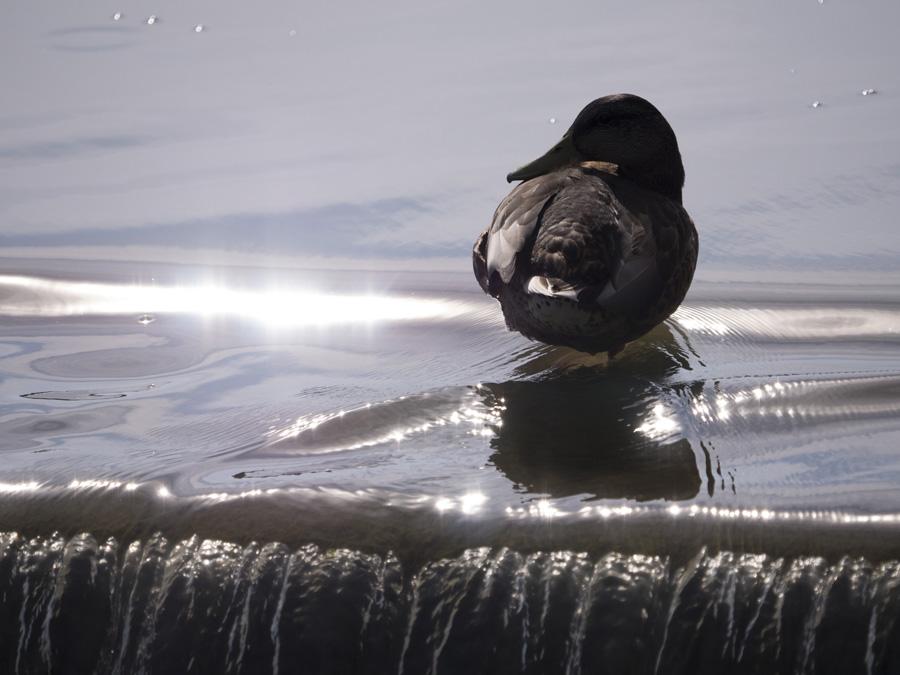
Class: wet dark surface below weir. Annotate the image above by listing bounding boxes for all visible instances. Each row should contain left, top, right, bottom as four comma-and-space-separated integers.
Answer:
3, 531, 900, 675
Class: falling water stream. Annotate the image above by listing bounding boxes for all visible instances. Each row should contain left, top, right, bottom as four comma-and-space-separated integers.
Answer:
3, 533, 900, 675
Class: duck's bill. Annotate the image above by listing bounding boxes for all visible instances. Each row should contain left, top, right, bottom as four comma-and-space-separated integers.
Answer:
506, 132, 580, 182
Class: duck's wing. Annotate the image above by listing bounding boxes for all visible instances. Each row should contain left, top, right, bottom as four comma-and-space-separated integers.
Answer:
592, 184, 696, 316
636, 190, 699, 317
639, 191, 698, 287
473, 173, 569, 297
524, 173, 665, 314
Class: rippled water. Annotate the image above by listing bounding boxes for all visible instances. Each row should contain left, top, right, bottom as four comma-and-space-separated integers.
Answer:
2, 1, 900, 672
2, 268, 898, 527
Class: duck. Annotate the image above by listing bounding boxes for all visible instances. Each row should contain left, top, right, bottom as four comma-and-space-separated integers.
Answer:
473, 93, 698, 356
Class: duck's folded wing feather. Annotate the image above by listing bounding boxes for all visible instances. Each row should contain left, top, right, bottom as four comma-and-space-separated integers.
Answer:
472, 229, 491, 294
476, 174, 569, 295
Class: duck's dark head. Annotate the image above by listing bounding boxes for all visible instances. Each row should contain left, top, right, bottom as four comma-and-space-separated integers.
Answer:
506, 94, 685, 203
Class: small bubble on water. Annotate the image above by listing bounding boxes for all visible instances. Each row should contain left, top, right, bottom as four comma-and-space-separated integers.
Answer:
861, 88, 878, 96
112, 12, 122, 21
810, 100, 823, 108
288, 29, 297, 37
548, 117, 557, 125
194, 24, 205, 33
137, 314, 155, 325
146, 15, 158, 25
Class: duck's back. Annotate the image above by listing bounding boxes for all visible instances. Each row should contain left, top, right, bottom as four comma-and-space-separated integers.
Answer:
473, 166, 697, 353
528, 172, 637, 298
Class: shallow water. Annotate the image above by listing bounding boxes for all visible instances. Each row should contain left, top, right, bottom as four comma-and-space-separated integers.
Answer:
2, 267, 898, 535
2, 0, 900, 672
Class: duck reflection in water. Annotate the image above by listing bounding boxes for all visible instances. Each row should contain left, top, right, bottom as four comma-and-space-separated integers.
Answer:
481, 323, 701, 502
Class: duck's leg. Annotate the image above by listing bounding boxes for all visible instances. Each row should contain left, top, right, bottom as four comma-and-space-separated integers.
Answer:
607, 342, 626, 360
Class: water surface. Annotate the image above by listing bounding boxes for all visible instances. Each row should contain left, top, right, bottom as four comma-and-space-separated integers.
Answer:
2, 1, 900, 672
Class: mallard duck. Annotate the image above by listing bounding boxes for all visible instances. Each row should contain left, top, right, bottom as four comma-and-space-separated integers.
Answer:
473, 94, 698, 356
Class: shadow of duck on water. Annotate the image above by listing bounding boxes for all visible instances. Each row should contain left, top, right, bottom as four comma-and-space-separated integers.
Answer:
481, 322, 709, 503
239, 322, 727, 503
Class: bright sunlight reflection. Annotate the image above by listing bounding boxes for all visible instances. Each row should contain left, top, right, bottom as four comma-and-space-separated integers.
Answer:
0, 275, 472, 327
11, 479, 900, 527
434, 491, 488, 515
635, 403, 680, 440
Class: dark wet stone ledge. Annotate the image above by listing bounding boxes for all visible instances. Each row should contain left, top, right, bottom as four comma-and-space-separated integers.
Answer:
2, 531, 900, 675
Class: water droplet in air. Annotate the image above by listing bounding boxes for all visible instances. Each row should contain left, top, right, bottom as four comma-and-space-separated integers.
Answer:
548, 117, 557, 125
138, 314, 155, 325
112, 12, 122, 21
194, 24, 205, 33
146, 15, 158, 25
818, 0, 824, 4
288, 29, 297, 37
861, 88, 877, 96
810, 100, 823, 109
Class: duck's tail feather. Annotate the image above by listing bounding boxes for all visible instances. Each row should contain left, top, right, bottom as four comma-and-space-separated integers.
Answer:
525, 255, 663, 315
525, 275, 581, 300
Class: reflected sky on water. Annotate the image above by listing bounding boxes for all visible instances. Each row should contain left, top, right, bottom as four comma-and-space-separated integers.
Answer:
2, 1, 899, 277
1, 1, 900, 552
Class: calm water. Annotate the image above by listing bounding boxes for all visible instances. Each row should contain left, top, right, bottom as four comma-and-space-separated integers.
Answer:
2, 1, 900, 673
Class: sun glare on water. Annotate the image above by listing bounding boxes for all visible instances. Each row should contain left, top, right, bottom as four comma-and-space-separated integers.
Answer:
0, 275, 472, 328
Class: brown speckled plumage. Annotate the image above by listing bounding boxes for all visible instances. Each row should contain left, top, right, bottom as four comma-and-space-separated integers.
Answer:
473, 94, 698, 355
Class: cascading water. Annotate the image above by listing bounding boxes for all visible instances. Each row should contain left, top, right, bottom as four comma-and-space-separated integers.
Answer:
3, 532, 900, 675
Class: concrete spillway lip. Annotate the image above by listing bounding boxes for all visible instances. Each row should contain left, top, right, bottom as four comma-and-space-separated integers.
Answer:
2, 480, 899, 565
